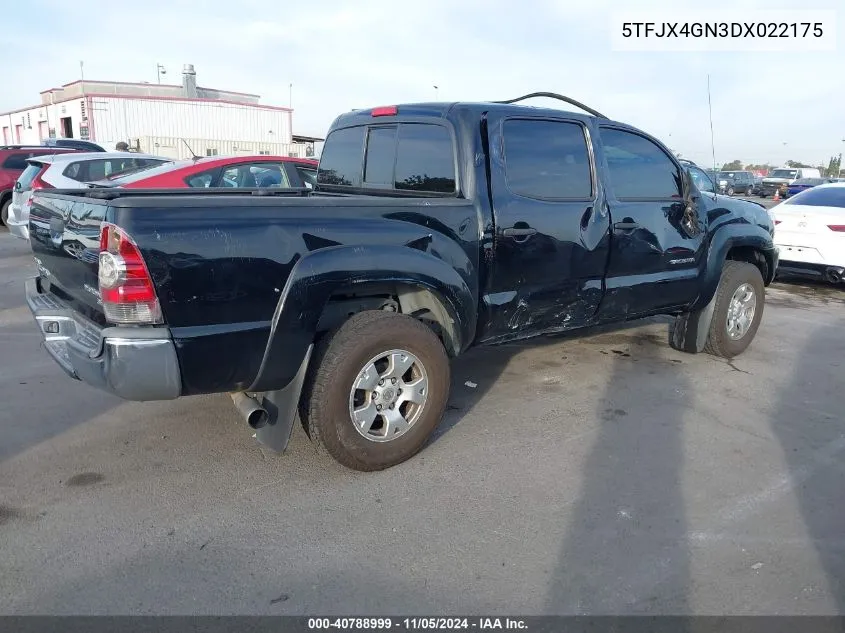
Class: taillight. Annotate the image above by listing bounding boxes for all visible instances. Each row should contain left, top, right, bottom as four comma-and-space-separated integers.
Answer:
828, 225, 845, 232
774, 220, 782, 225
98, 223, 161, 324
31, 170, 52, 191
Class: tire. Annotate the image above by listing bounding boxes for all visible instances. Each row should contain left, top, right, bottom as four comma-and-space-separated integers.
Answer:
0, 198, 9, 227
703, 261, 765, 358
300, 310, 451, 471
727, 187, 735, 196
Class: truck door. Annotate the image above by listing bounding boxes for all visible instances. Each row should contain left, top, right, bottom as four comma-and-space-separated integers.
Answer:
479, 114, 611, 341
595, 126, 706, 318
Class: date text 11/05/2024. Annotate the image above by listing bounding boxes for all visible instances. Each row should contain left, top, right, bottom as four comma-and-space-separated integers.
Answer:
307, 618, 528, 630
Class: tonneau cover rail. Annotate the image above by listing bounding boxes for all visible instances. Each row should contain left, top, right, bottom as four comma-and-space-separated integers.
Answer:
38, 187, 313, 200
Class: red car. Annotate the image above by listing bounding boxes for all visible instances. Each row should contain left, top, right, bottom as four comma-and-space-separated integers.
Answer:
103, 155, 318, 190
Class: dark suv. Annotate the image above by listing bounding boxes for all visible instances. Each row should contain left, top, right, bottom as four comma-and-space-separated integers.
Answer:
0, 146, 79, 227
41, 138, 106, 152
717, 170, 755, 196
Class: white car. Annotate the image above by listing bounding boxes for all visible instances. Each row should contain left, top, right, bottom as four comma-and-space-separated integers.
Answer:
772, 182, 845, 283
6, 151, 169, 240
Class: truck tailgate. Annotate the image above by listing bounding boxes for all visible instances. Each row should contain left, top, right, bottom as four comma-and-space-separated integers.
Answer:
28, 192, 109, 326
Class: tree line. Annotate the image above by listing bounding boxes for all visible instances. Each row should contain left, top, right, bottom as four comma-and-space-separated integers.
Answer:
719, 154, 842, 177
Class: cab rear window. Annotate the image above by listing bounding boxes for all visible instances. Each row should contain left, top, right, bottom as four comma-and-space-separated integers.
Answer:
317, 123, 456, 194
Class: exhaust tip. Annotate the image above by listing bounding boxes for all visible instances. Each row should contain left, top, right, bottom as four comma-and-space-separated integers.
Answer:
231, 392, 271, 429
247, 408, 270, 429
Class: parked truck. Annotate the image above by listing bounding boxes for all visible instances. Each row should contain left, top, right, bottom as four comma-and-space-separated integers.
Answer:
24, 93, 778, 471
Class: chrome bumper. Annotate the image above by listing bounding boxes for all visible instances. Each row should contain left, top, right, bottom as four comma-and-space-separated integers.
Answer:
25, 277, 182, 401
6, 203, 30, 240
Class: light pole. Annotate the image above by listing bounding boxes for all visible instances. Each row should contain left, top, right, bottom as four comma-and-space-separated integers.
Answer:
156, 63, 166, 84
433, 85, 439, 100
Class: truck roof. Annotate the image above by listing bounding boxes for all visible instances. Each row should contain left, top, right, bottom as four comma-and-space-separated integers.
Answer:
330, 92, 617, 130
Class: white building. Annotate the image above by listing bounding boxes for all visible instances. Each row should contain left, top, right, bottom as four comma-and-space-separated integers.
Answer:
0, 64, 321, 159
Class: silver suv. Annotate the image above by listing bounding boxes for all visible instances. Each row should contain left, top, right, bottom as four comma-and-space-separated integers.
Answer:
7, 152, 168, 240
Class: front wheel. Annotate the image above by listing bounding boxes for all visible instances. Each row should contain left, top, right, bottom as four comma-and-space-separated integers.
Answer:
727, 186, 735, 196
704, 261, 765, 358
0, 198, 9, 227
300, 310, 451, 471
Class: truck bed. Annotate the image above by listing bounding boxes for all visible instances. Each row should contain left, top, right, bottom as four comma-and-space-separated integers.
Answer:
28, 188, 482, 395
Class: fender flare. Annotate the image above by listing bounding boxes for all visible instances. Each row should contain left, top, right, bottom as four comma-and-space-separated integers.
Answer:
691, 224, 776, 312
247, 244, 476, 392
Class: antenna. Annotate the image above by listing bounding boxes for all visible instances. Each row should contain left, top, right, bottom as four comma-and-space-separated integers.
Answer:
180, 138, 200, 161
707, 75, 717, 173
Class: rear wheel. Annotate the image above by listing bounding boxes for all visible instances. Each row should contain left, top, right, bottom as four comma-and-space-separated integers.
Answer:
0, 198, 9, 227
704, 261, 765, 358
300, 310, 451, 471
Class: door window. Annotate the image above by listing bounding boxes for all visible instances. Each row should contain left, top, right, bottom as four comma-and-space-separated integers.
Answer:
502, 119, 593, 200
220, 163, 290, 188
600, 128, 682, 199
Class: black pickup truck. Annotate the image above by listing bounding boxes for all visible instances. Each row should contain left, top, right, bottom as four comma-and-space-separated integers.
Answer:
25, 93, 778, 471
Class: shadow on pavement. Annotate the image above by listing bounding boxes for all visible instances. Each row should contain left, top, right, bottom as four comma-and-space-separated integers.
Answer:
767, 322, 845, 611
0, 235, 120, 463
545, 331, 691, 616
430, 316, 671, 446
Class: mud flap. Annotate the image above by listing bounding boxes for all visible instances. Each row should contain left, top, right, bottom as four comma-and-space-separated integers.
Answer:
254, 345, 313, 453
669, 295, 717, 354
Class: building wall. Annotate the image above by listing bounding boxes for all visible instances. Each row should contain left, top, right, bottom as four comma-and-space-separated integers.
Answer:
90, 97, 292, 149
137, 136, 312, 160
2, 94, 295, 154
0, 98, 87, 146
40, 81, 260, 105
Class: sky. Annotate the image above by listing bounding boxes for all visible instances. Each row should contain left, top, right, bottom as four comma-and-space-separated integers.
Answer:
1, 0, 842, 168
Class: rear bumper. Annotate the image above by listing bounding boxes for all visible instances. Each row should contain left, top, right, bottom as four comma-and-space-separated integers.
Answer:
25, 277, 182, 401
6, 202, 29, 240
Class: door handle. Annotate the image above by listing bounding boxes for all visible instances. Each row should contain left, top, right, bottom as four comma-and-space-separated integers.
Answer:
613, 221, 640, 231
502, 227, 538, 238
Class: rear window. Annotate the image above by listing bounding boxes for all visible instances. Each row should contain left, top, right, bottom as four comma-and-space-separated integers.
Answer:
297, 165, 317, 188
318, 123, 456, 194
2, 153, 31, 170
784, 186, 845, 209
16, 163, 45, 190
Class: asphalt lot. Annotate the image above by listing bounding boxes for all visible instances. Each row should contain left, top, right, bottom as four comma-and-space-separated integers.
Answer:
1, 216, 844, 615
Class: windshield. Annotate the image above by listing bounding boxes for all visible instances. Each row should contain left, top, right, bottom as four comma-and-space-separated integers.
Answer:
784, 186, 845, 208
16, 163, 45, 191
770, 169, 798, 179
